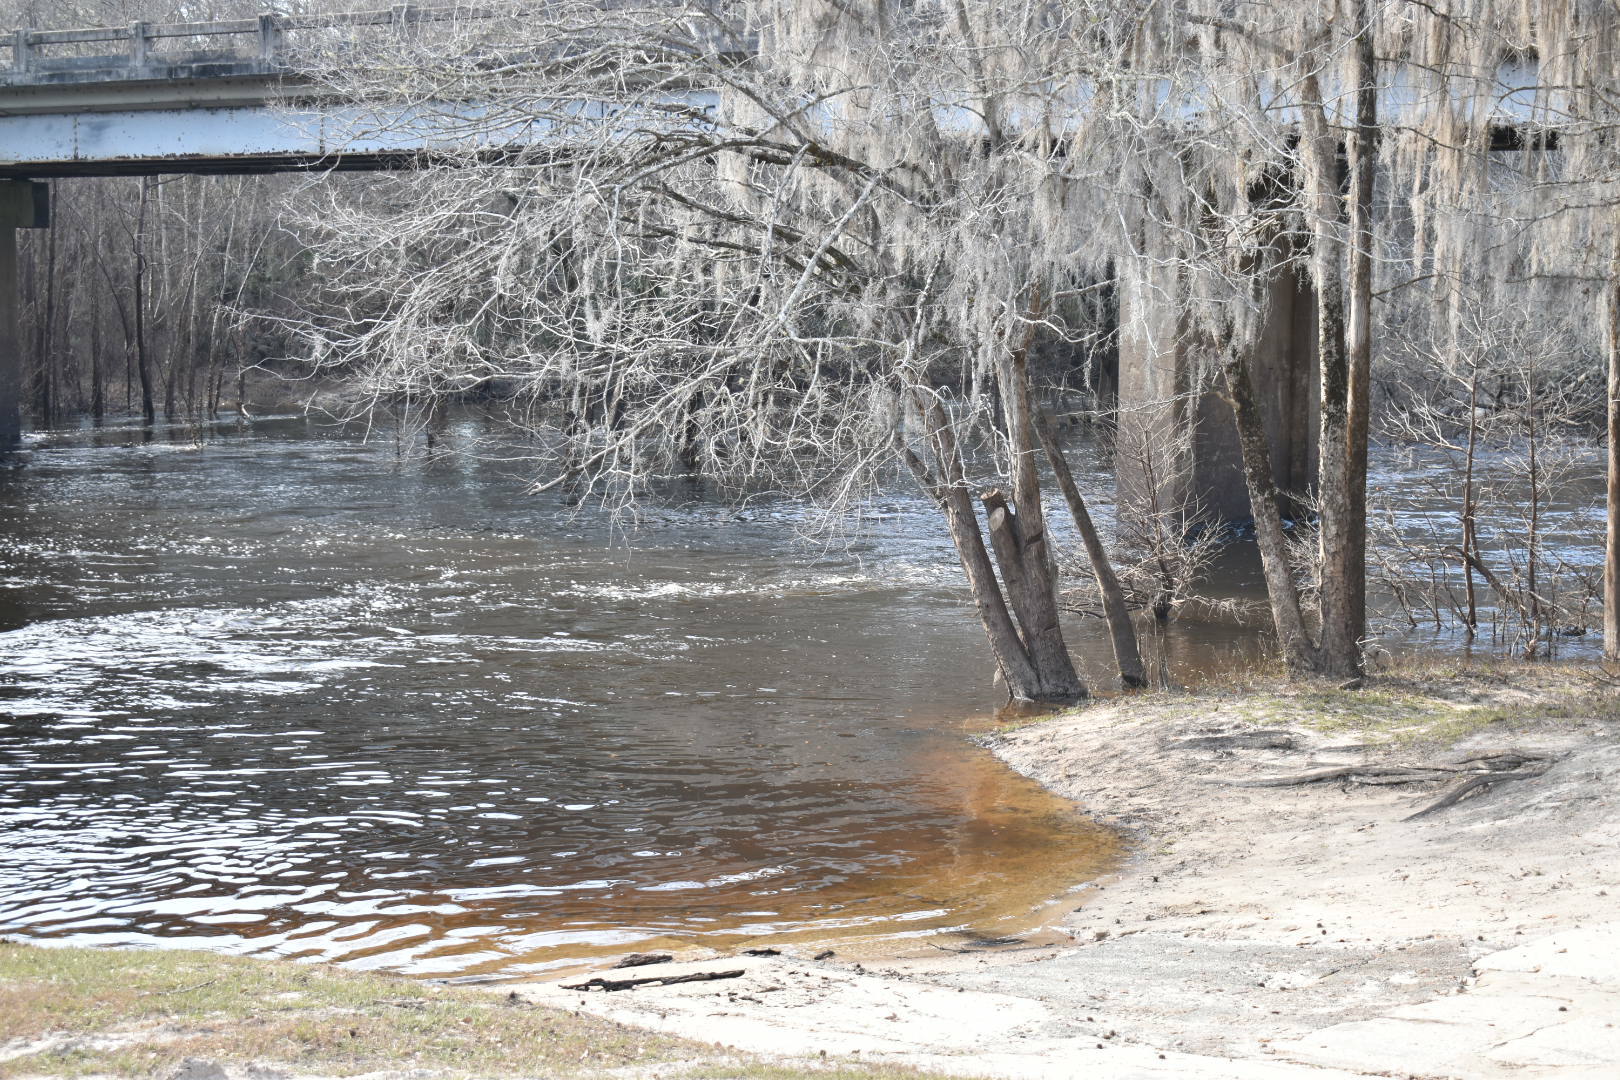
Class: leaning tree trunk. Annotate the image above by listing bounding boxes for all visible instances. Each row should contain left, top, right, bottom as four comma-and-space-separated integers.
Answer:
1223, 341, 1321, 673
899, 406, 1042, 701
900, 390, 1083, 706
988, 337, 1086, 703
980, 487, 1085, 701
1036, 411, 1147, 689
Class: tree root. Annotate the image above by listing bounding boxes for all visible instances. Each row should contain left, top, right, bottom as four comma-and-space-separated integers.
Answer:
1170, 730, 1300, 751
1227, 765, 1456, 788
1224, 751, 1559, 819
1405, 760, 1555, 820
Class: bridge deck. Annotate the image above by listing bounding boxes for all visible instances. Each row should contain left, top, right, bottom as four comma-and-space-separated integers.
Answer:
0, 5, 501, 177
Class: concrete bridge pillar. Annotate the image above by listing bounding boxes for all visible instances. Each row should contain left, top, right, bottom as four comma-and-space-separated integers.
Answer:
1115, 258, 1318, 527
0, 179, 50, 450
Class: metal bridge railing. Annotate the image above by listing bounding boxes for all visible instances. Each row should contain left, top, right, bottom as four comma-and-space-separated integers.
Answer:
7, 5, 496, 78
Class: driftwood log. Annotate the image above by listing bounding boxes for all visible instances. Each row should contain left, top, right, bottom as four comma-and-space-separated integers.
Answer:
560, 969, 746, 992
612, 952, 673, 969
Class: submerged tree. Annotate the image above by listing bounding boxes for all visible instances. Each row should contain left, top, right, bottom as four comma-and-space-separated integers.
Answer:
1103, 0, 1618, 672
1370, 0, 1619, 660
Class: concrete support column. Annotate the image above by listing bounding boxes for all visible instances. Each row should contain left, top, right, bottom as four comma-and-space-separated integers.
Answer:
1115, 254, 1195, 524
0, 180, 51, 451
1116, 257, 1318, 527
129, 23, 150, 70
256, 15, 283, 62
0, 225, 17, 449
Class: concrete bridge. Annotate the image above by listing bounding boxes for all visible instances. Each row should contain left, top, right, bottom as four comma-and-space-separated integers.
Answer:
0, 5, 1321, 527
0, 5, 539, 447
0, 5, 496, 179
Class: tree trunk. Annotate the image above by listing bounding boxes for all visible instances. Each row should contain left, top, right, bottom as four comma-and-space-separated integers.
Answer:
991, 330, 1086, 702
980, 488, 1086, 705
133, 178, 156, 426
939, 481, 1046, 699
898, 425, 1042, 700
1462, 366, 1480, 635
1224, 342, 1320, 672
89, 282, 104, 420
1338, 5, 1376, 675
900, 391, 1081, 706
1036, 411, 1147, 689
1607, 229, 1620, 663
1524, 369, 1543, 657
1301, 71, 1358, 677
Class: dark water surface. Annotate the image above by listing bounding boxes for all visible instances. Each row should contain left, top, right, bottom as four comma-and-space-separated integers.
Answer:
0, 418, 1124, 979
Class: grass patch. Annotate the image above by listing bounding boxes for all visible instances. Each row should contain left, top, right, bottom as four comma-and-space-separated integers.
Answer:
1233, 689, 1463, 740
1157, 656, 1620, 748
1022, 656, 1620, 751
0, 944, 980, 1080
0, 941, 683, 1078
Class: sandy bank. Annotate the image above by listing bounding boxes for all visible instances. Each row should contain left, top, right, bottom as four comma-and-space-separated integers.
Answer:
521, 667, 1620, 1079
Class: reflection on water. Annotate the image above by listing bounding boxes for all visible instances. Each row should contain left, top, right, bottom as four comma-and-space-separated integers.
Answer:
0, 417, 1119, 979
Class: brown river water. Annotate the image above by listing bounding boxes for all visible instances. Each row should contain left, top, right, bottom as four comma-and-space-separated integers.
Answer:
0, 416, 1603, 980
0, 417, 1136, 980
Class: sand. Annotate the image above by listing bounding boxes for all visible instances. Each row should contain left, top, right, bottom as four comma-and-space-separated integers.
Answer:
518, 669, 1620, 1078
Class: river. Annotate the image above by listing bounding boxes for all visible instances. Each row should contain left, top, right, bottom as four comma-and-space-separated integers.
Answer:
0, 414, 1602, 980
0, 416, 1125, 980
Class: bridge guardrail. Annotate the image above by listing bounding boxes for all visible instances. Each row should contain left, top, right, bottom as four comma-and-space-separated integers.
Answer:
7, 4, 500, 79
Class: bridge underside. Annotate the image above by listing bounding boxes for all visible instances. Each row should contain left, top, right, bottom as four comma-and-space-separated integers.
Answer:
0, 74, 1322, 523
0, 100, 488, 178
0, 150, 437, 178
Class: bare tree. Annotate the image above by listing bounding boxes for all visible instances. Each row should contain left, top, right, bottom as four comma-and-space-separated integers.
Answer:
1374, 300, 1603, 655
283, 0, 1189, 704
15, 0, 1611, 683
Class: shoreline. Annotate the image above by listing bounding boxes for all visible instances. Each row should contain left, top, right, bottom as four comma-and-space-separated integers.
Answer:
515, 661, 1620, 1078
6, 660, 1619, 1078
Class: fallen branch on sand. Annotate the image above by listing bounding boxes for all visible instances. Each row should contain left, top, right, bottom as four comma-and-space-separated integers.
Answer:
561, 969, 746, 992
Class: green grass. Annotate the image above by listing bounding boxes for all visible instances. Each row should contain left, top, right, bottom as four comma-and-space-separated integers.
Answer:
0, 943, 979, 1080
